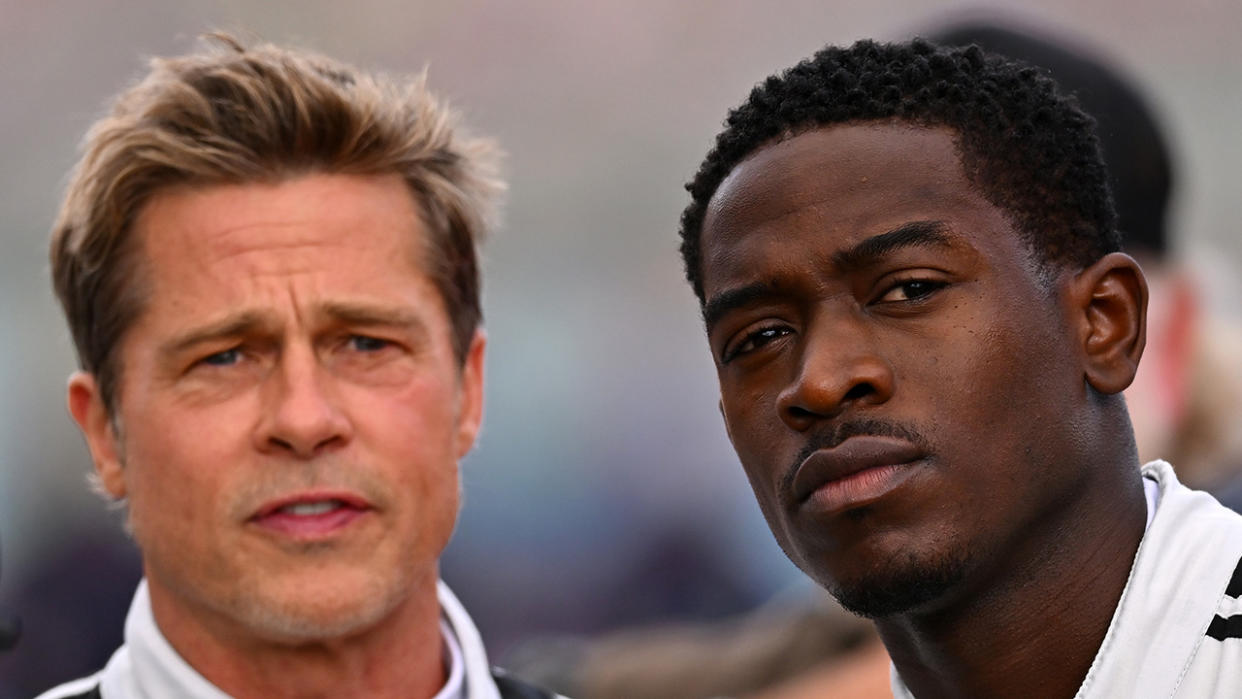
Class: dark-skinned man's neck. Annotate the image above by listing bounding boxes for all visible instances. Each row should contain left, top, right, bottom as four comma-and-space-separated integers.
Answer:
877, 449, 1148, 699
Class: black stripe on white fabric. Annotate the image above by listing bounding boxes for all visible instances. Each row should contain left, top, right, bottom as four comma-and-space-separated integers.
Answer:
1207, 614, 1242, 641
1226, 555, 1242, 598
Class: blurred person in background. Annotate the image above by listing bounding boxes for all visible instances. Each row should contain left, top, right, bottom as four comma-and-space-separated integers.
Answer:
926, 21, 1242, 515
513, 20, 1242, 699
0, 543, 19, 657
35, 34, 559, 699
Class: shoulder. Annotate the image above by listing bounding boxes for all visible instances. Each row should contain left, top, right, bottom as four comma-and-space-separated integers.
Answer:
1140, 462, 1242, 694
1178, 553, 1242, 695
1145, 460, 1242, 530
1205, 556, 1242, 642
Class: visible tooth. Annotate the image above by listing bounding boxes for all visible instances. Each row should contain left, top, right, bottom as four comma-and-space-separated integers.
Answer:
280, 501, 340, 516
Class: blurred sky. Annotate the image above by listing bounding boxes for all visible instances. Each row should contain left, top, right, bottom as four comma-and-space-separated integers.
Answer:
1, 0, 1240, 676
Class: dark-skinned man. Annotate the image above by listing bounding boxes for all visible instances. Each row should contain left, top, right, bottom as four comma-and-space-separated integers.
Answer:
677, 38, 1242, 698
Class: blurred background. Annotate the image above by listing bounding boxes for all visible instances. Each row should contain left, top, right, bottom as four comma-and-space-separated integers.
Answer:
1, 0, 1239, 696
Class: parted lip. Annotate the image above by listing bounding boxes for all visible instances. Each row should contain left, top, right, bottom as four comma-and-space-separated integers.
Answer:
791, 436, 925, 503
249, 490, 373, 520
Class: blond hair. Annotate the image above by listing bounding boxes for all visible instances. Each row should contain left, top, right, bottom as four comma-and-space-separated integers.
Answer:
51, 34, 502, 412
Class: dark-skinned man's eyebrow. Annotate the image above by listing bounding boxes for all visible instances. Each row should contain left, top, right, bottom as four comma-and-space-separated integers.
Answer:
703, 282, 783, 333
831, 220, 955, 271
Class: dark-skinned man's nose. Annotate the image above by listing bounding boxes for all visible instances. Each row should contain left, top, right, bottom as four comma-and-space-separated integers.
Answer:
776, 312, 895, 432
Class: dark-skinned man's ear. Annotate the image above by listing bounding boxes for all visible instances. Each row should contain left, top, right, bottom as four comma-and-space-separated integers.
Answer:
1069, 252, 1148, 395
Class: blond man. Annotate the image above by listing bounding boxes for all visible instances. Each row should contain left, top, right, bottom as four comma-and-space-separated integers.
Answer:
38, 35, 557, 699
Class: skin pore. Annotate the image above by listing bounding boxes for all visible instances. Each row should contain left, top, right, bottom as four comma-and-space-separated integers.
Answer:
67, 173, 485, 698
699, 123, 1148, 698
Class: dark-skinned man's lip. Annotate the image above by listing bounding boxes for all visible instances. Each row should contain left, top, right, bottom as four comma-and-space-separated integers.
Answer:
791, 436, 925, 513
247, 490, 373, 540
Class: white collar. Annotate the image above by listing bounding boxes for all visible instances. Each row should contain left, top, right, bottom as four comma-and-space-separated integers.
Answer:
88, 579, 500, 699
1072, 460, 1242, 697
890, 461, 1242, 698
437, 579, 502, 699
432, 615, 466, 699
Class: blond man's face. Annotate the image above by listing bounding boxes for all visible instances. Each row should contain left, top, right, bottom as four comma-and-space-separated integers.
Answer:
69, 173, 484, 643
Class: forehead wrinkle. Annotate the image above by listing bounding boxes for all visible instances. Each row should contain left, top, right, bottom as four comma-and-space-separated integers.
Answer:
287, 282, 308, 335
200, 221, 358, 267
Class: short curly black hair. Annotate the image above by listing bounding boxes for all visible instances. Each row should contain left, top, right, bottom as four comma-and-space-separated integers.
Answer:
679, 38, 1119, 304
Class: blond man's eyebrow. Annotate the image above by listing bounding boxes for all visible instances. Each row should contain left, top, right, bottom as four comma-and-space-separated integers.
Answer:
158, 311, 274, 357
316, 302, 428, 333
157, 302, 432, 359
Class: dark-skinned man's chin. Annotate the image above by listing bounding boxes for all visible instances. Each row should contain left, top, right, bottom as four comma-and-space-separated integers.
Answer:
814, 551, 971, 620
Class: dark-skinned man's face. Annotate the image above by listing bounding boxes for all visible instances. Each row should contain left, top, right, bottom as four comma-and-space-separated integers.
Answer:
699, 123, 1095, 618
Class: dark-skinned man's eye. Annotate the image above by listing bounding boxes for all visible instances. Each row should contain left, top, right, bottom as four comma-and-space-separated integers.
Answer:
724, 326, 791, 363
878, 279, 947, 303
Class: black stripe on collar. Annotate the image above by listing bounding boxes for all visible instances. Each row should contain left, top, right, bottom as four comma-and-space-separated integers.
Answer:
1226, 555, 1242, 598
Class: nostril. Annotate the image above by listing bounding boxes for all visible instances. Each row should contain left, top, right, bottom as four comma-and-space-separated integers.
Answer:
844, 383, 874, 402
269, 436, 295, 452
787, 405, 818, 420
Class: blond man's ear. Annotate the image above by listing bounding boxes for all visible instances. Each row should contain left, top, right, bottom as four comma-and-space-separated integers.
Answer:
67, 372, 127, 501
454, 330, 487, 459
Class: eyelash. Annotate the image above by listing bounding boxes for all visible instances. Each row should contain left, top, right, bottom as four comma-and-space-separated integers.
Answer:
876, 278, 948, 304
198, 347, 242, 367
347, 335, 392, 352
722, 325, 792, 364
